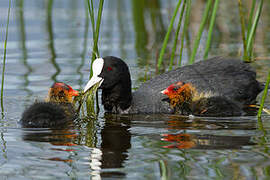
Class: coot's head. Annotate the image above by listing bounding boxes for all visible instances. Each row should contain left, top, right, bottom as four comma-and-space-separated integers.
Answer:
48, 82, 79, 103
84, 56, 132, 112
161, 82, 186, 96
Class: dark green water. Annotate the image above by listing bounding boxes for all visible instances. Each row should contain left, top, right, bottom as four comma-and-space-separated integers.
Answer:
0, 0, 270, 179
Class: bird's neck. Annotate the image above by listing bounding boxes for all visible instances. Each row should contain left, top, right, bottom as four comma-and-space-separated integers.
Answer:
102, 80, 132, 113
46, 96, 72, 103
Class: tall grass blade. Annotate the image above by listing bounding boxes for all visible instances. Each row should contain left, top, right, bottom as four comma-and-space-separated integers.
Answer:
203, 0, 219, 59
179, 0, 191, 66
159, 159, 170, 180
87, 0, 96, 42
92, 0, 104, 58
86, 0, 104, 77
1, 0, 11, 116
189, 0, 212, 64
86, 0, 95, 78
258, 70, 270, 118
85, 0, 104, 116
238, 0, 247, 60
246, 0, 263, 61
169, 1, 186, 70
247, 0, 256, 37
157, 0, 182, 70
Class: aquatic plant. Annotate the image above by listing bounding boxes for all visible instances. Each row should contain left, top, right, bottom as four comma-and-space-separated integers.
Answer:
75, 82, 100, 118
238, 0, 264, 62
203, 0, 219, 59
258, 70, 270, 118
157, 0, 182, 70
86, 0, 104, 77
189, 0, 212, 64
1, 0, 11, 116
179, 0, 191, 66
84, 0, 104, 116
158, 0, 264, 66
169, 0, 186, 70
157, 0, 220, 67
159, 159, 170, 180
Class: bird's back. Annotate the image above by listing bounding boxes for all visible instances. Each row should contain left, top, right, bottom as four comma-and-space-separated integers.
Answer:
21, 102, 76, 128
130, 57, 263, 114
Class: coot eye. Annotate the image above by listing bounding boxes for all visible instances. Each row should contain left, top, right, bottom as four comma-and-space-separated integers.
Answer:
107, 67, 113, 71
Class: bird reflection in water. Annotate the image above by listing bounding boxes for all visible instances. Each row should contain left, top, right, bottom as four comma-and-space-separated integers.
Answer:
162, 133, 255, 149
99, 114, 131, 178
21, 113, 132, 179
162, 115, 256, 150
22, 125, 78, 163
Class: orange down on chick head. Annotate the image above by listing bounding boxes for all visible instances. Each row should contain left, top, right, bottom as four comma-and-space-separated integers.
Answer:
47, 82, 79, 103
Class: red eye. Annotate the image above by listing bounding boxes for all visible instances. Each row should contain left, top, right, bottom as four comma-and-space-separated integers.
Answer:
107, 67, 113, 71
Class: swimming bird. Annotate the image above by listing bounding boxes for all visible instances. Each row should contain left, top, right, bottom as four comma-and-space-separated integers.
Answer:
84, 56, 263, 116
161, 81, 247, 116
21, 82, 79, 128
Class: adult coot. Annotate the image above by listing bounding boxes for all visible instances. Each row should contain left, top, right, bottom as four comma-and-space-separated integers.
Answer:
84, 56, 263, 116
21, 82, 79, 128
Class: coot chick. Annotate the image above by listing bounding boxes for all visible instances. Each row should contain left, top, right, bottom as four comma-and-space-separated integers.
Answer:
21, 82, 79, 128
161, 81, 245, 116
84, 56, 263, 115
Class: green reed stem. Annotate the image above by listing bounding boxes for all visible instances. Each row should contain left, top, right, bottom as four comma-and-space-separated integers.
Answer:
1, 0, 11, 115
203, 0, 219, 59
238, 0, 247, 60
159, 159, 170, 180
87, 0, 96, 41
169, 1, 186, 70
93, 0, 104, 57
179, 0, 191, 66
93, 0, 103, 114
157, 0, 182, 70
85, 0, 104, 115
87, 0, 95, 78
87, 0, 104, 77
189, 0, 211, 64
246, 0, 263, 61
258, 70, 270, 119
247, 0, 256, 37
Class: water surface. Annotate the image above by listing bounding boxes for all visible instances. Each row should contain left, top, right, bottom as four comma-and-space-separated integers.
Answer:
0, 0, 270, 179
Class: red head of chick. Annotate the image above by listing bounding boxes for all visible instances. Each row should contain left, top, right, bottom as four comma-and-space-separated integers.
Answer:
161, 82, 196, 112
47, 82, 79, 103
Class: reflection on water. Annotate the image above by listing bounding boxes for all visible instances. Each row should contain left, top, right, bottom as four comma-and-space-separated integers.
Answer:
16, 0, 33, 97
46, 0, 60, 82
0, 0, 270, 179
162, 133, 254, 149
100, 115, 131, 178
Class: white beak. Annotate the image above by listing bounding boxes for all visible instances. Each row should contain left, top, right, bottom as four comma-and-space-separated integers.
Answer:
83, 58, 105, 93
83, 76, 104, 93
